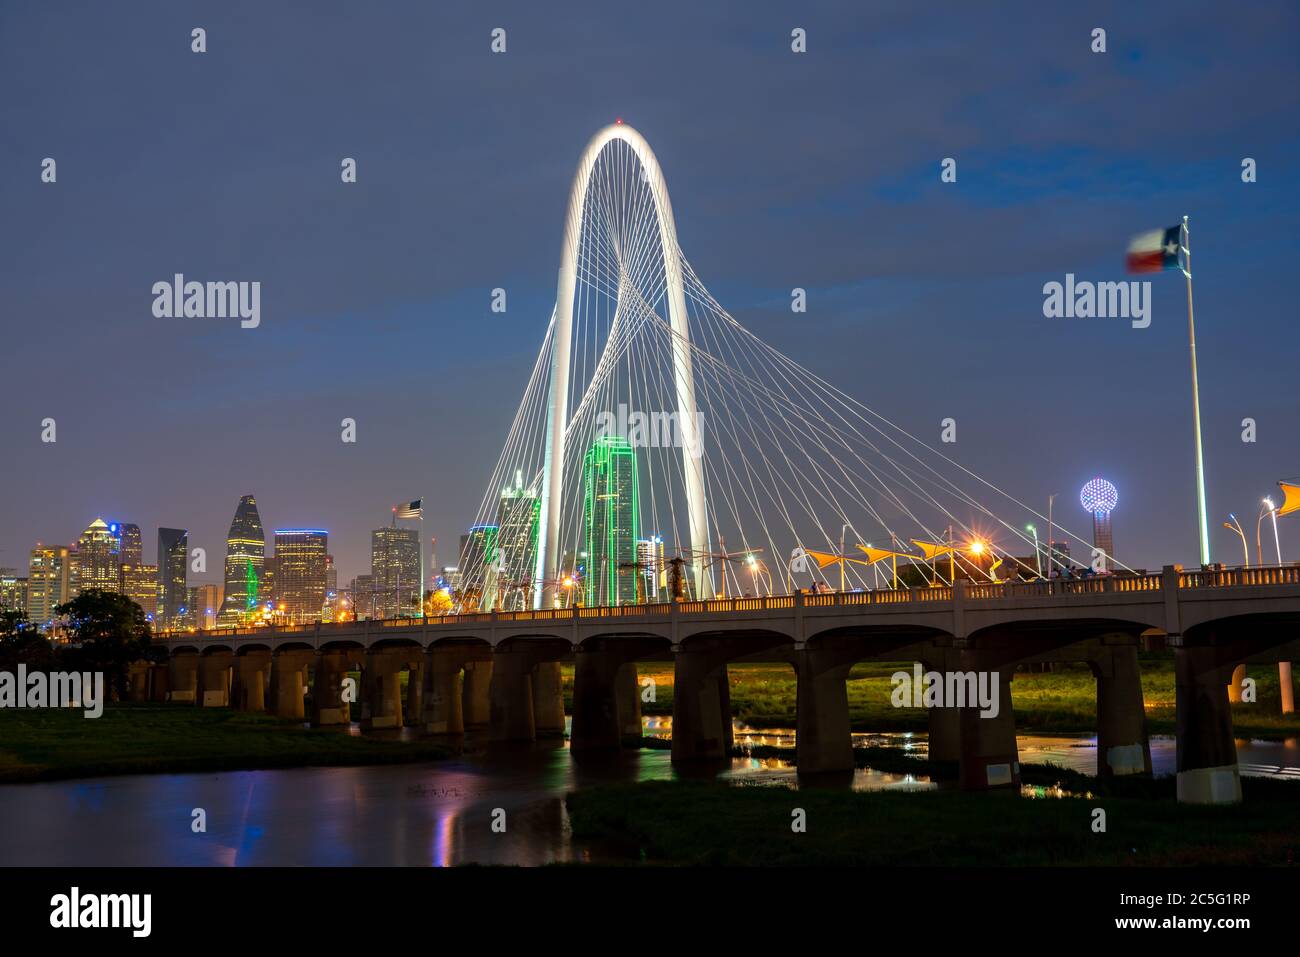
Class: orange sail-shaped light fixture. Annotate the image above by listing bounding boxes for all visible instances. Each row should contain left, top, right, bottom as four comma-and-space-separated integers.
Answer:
910, 540, 955, 561
1276, 481, 1300, 518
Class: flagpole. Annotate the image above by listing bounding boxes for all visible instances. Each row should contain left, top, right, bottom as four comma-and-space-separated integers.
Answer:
1182, 215, 1211, 566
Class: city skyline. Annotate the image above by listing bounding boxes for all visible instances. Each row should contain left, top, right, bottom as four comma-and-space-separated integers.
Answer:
3, 3, 1299, 592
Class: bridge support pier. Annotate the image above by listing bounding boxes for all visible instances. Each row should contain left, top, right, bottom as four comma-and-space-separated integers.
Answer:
671, 651, 732, 763
405, 660, 425, 727
231, 653, 269, 712
1175, 647, 1241, 804
927, 699, 962, 764
571, 644, 652, 753
311, 652, 353, 726
532, 661, 566, 737
423, 648, 466, 736
196, 653, 232, 707
1094, 642, 1151, 777
269, 653, 307, 719
957, 661, 1020, 792
794, 651, 853, 774
615, 663, 642, 738
361, 653, 404, 730
463, 660, 492, 730
166, 655, 197, 704
489, 650, 537, 742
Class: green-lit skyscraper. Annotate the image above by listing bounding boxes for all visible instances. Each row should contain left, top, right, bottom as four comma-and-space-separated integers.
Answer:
582, 436, 639, 607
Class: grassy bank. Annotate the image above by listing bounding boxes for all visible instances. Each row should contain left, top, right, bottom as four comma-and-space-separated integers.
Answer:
566, 775, 1300, 866
562, 657, 1300, 739
0, 704, 452, 783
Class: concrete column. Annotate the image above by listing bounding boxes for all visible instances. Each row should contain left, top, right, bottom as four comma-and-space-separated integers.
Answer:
127, 662, 151, 702
1227, 663, 1247, 703
927, 698, 962, 763
196, 655, 231, 707
614, 662, 642, 738
311, 653, 352, 726
1175, 646, 1241, 803
463, 660, 492, 729
1095, 643, 1151, 777
405, 662, 424, 726
422, 650, 464, 735
1279, 661, 1295, 715
532, 660, 566, 737
149, 663, 170, 703
269, 655, 305, 719
571, 647, 621, 752
489, 650, 536, 742
670, 649, 729, 763
794, 652, 853, 774
361, 653, 403, 729
232, 656, 267, 711
166, 656, 198, 704
957, 662, 1020, 791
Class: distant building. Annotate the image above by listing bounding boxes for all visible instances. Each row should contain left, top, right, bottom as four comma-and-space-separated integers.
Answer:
76, 518, 120, 594
273, 529, 329, 623
0, 574, 28, 613
348, 574, 378, 620
191, 583, 221, 630
157, 528, 188, 629
26, 545, 75, 627
458, 525, 498, 610
323, 554, 339, 618
371, 526, 421, 619
217, 495, 266, 626
496, 472, 539, 610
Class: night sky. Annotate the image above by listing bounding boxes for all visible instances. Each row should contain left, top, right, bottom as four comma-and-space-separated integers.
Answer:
3, 1, 1298, 587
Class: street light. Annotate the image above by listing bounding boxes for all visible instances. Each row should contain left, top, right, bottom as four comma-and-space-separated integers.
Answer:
1223, 515, 1249, 567
1264, 497, 1283, 565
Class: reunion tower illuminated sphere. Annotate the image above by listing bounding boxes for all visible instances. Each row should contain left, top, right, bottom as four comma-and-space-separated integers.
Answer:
1080, 477, 1118, 565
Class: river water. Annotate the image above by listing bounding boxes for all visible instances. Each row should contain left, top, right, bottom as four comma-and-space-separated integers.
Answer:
1, 723, 1296, 866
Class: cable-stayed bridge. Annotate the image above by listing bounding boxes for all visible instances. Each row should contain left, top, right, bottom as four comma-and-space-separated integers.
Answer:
156, 126, 1300, 807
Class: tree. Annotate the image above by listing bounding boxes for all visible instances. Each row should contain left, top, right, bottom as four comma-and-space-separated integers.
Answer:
54, 589, 154, 700
0, 607, 54, 670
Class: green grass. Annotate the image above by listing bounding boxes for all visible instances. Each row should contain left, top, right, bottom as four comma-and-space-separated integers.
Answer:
564, 656, 1300, 739
0, 704, 452, 783
566, 775, 1300, 866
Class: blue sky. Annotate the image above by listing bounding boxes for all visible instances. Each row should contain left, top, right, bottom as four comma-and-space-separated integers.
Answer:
2, 0, 1298, 584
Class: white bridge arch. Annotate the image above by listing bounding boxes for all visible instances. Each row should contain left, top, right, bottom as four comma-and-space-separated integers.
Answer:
537, 123, 710, 607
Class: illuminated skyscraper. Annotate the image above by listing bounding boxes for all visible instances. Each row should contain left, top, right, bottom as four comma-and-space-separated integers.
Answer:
115, 523, 143, 567
583, 436, 639, 606
120, 562, 158, 619
636, 536, 665, 601
371, 526, 421, 619
273, 529, 329, 623
217, 495, 266, 626
349, 574, 377, 620
496, 471, 540, 611
26, 544, 75, 626
157, 528, 188, 629
77, 518, 120, 594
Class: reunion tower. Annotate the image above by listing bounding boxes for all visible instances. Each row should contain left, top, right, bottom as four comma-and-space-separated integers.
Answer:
1080, 477, 1118, 566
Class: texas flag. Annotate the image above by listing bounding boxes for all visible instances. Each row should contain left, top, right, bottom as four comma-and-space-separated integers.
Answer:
1126, 225, 1182, 273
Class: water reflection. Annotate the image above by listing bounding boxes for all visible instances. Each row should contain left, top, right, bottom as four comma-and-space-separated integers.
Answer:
0, 723, 1294, 866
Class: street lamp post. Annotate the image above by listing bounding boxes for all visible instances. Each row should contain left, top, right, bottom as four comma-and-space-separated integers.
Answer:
1223, 515, 1249, 567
